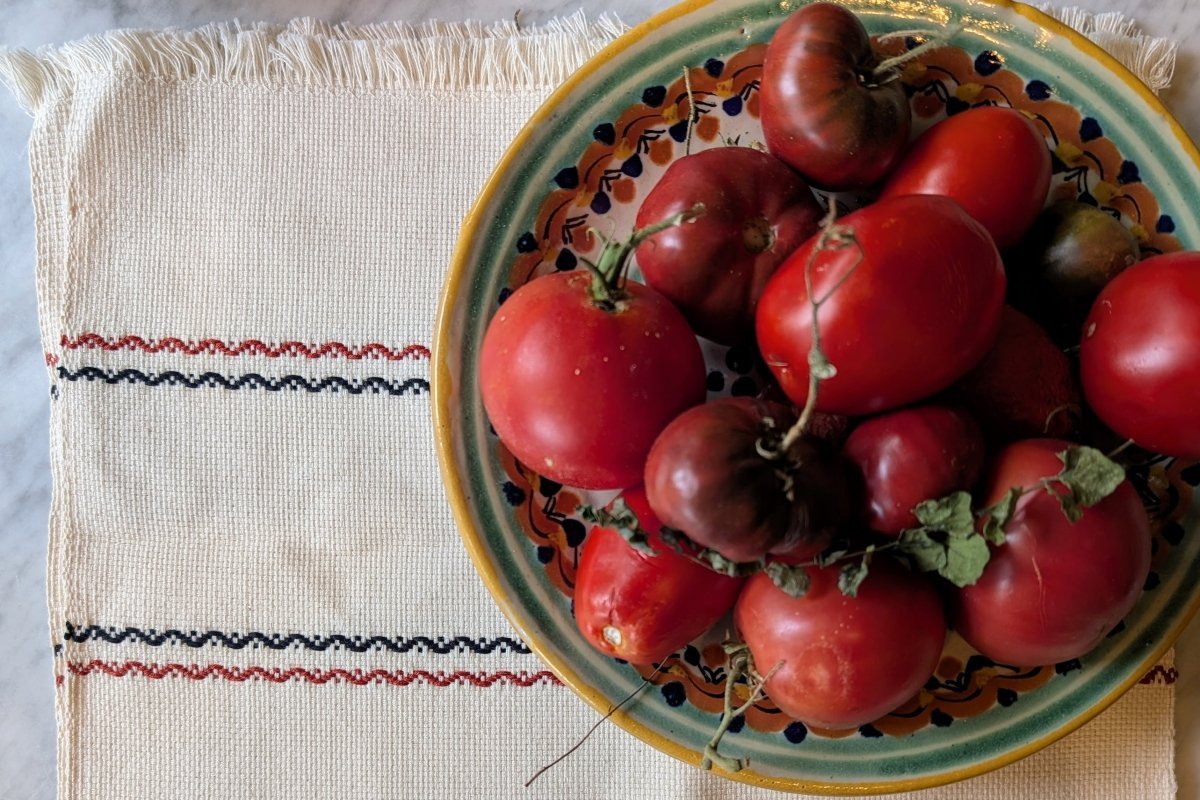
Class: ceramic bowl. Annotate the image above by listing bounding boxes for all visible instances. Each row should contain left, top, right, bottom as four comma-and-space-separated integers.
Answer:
434, 0, 1200, 792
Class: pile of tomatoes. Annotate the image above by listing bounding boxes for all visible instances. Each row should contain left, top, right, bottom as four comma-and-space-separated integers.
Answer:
479, 2, 1199, 738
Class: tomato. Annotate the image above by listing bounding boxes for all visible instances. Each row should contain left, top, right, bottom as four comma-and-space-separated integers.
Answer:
878, 106, 1052, 250
759, 2, 910, 189
843, 405, 984, 535
755, 194, 1006, 416
734, 558, 946, 729
643, 397, 855, 563
949, 306, 1081, 445
1007, 199, 1140, 345
635, 147, 824, 345
480, 269, 705, 490
573, 488, 745, 665
952, 439, 1151, 666
1079, 251, 1200, 458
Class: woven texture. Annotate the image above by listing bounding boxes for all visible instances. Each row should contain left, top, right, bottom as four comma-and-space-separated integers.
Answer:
0, 13, 1179, 800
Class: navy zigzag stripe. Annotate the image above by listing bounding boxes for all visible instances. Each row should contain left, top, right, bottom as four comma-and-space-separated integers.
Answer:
56, 366, 429, 396
62, 623, 531, 655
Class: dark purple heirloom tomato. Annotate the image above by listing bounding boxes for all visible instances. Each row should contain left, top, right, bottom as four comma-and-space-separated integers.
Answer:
759, 2, 911, 189
644, 397, 856, 563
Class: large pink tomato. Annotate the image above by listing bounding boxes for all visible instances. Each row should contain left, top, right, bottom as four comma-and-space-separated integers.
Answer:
755, 194, 1006, 416
952, 439, 1151, 666
735, 557, 946, 729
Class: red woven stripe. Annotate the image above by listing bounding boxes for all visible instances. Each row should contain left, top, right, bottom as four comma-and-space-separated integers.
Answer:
1138, 665, 1179, 685
60, 334, 430, 361
65, 660, 561, 687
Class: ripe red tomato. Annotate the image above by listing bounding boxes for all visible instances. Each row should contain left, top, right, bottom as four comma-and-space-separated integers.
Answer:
1079, 251, 1200, 458
480, 271, 705, 490
952, 439, 1151, 666
950, 306, 1081, 445
843, 405, 985, 535
734, 558, 946, 729
759, 2, 911, 189
755, 194, 1006, 416
635, 147, 824, 345
878, 106, 1052, 250
573, 488, 745, 665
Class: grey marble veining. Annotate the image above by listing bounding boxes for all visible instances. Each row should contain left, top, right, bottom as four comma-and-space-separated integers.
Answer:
0, 2, 1196, 800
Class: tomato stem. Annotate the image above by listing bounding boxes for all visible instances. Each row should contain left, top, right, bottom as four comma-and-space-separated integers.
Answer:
870, 24, 963, 82
524, 662, 665, 786
777, 200, 862, 455
701, 647, 781, 773
683, 65, 697, 156
584, 203, 706, 307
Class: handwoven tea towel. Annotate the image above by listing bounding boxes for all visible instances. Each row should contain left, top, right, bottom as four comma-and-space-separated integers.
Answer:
0, 11, 1181, 800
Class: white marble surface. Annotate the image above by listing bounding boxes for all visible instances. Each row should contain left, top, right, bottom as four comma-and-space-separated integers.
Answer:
0, 1, 1195, 798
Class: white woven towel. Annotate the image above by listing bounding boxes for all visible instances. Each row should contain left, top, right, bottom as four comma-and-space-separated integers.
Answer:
0, 10, 1180, 800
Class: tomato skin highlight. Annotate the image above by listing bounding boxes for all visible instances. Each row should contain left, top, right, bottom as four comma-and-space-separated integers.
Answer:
952, 439, 1151, 667
759, 2, 911, 190
635, 147, 825, 344
878, 106, 1052, 250
1079, 251, 1200, 458
479, 271, 706, 490
734, 558, 946, 729
843, 405, 985, 535
573, 488, 745, 665
755, 194, 1006, 416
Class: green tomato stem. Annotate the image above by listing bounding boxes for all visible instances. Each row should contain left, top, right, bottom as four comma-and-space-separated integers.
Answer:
585, 203, 705, 307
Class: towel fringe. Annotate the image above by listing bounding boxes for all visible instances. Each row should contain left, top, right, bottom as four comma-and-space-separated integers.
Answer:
0, 8, 1177, 115
1037, 4, 1177, 93
0, 12, 630, 115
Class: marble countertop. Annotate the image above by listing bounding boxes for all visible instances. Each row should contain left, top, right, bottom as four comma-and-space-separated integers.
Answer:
0, 1, 1196, 798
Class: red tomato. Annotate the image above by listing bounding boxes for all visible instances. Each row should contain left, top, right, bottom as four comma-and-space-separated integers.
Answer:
573, 488, 745, 665
734, 558, 946, 729
952, 439, 1151, 666
878, 106, 1052, 250
950, 306, 1082, 445
635, 147, 824, 344
755, 194, 1006, 416
480, 271, 705, 490
843, 405, 985, 535
759, 2, 911, 189
1079, 251, 1200, 458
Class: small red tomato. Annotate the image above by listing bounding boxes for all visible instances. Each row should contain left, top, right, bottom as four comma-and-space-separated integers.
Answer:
952, 439, 1151, 666
950, 306, 1081, 445
878, 106, 1052, 250
756, 194, 1006, 416
573, 488, 745, 665
643, 397, 855, 563
480, 270, 706, 490
843, 405, 985, 535
1079, 251, 1200, 458
635, 147, 824, 344
759, 2, 911, 189
735, 558, 946, 729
